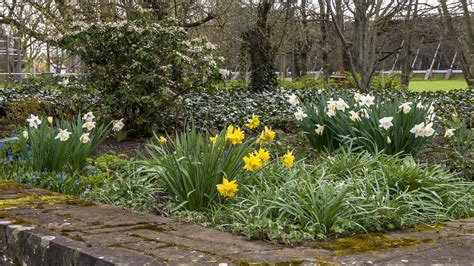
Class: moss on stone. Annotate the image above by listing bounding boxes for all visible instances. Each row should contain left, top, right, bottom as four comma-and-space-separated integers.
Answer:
0, 180, 24, 190
11, 218, 36, 224
0, 211, 11, 218
313, 234, 436, 256
65, 199, 96, 207
0, 194, 70, 209
414, 224, 444, 232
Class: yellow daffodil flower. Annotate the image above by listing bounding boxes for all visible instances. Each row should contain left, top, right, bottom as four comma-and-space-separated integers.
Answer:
257, 126, 276, 143
282, 150, 295, 168
225, 125, 245, 145
245, 114, 260, 129
159, 136, 167, 144
255, 148, 270, 164
243, 152, 263, 171
216, 177, 239, 198
210, 134, 218, 144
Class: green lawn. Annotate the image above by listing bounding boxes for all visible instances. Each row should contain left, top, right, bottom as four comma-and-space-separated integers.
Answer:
409, 79, 468, 92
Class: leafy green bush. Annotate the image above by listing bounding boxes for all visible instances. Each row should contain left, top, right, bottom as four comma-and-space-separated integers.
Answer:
177, 149, 474, 243
296, 93, 435, 155
141, 126, 256, 211
57, 10, 223, 133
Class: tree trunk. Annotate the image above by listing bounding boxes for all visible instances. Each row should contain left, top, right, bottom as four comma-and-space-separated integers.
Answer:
400, 0, 418, 88
242, 0, 276, 90
439, 0, 474, 87
318, 0, 331, 81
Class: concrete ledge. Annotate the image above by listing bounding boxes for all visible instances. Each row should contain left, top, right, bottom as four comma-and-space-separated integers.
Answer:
1, 180, 474, 265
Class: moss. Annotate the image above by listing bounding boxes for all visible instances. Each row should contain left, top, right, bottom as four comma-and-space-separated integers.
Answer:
414, 224, 444, 232
11, 218, 36, 224
0, 180, 24, 190
70, 235, 85, 242
0, 194, 70, 209
313, 234, 436, 256
87, 221, 102, 226
0, 211, 11, 218
65, 199, 96, 207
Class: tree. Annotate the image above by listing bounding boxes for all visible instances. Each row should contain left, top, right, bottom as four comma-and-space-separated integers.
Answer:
326, 0, 409, 91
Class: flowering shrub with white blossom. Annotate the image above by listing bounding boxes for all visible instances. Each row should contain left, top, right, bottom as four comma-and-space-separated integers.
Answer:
56, 10, 223, 133
292, 93, 439, 155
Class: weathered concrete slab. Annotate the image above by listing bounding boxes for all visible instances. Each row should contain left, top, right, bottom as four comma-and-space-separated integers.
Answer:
1, 180, 474, 265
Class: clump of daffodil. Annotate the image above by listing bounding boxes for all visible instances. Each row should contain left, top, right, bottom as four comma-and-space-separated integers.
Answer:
282, 150, 295, 168
243, 152, 264, 171
216, 177, 239, 198
257, 126, 276, 143
245, 114, 260, 129
225, 125, 245, 145
210, 134, 218, 144
159, 136, 167, 144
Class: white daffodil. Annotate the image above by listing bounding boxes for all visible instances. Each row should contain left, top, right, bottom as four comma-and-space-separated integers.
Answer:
315, 124, 325, 135
82, 112, 95, 122
294, 107, 307, 121
349, 111, 361, 122
423, 122, 435, 137
444, 128, 455, 138
327, 98, 337, 110
360, 108, 370, 118
360, 95, 375, 107
326, 108, 336, 117
55, 128, 71, 142
335, 98, 349, 112
22, 131, 28, 139
83, 121, 96, 131
410, 122, 426, 137
26, 114, 42, 128
80, 133, 90, 144
387, 136, 392, 144
398, 102, 412, 114
428, 104, 435, 114
112, 119, 125, 132
354, 93, 362, 102
416, 102, 425, 109
378, 117, 394, 130
287, 94, 299, 106
47, 116, 53, 125
219, 69, 230, 78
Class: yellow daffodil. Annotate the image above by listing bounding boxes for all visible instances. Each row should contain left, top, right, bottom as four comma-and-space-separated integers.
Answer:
255, 148, 270, 164
225, 125, 245, 145
216, 177, 239, 198
159, 136, 167, 144
282, 150, 295, 168
257, 126, 276, 143
245, 114, 260, 129
210, 134, 218, 144
243, 152, 263, 171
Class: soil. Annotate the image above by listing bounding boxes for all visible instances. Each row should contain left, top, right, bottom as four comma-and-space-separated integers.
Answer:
95, 138, 147, 158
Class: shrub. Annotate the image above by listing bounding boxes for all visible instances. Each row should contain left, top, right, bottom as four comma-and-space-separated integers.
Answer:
57, 10, 223, 133
141, 126, 256, 211
295, 92, 436, 155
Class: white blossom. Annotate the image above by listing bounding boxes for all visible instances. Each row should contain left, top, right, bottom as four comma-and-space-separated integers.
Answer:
378, 117, 394, 130
444, 128, 455, 138
26, 114, 42, 128
359, 95, 375, 107
398, 102, 412, 114
294, 107, 307, 121
349, 111, 361, 122
287, 94, 300, 106
315, 124, 325, 135
83, 121, 96, 131
112, 119, 125, 132
80, 133, 90, 144
55, 129, 71, 142
82, 112, 95, 122
22, 131, 28, 139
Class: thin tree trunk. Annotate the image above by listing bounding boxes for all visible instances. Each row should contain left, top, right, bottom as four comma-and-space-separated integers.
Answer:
400, 0, 418, 88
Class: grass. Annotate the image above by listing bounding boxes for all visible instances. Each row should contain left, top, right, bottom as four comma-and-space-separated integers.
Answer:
409, 74, 468, 92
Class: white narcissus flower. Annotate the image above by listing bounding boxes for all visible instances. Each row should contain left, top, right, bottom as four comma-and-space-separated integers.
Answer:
327, 98, 337, 110
398, 102, 412, 114
315, 124, 325, 135
360, 95, 375, 107
444, 128, 455, 138
26, 114, 42, 128
378, 117, 394, 130
423, 122, 435, 137
80, 133, 90, 144
82, 112, 95, 122
22, 131, 28, 139
360, 108, 369, 118
55, 129, 71, 142
47, 116, 53, 125
428, 104, 435, 114
287, 94, 299, 106
354, 93, 362, 102
219, 69, 230, 78
410, 122, 425, 137
416, 102, 425, 109
349, 111, 361, 122
335, 98, 349, 112
326, 108, 336, 117
294, 107, 307, 121
112, 119, 125, 132
387, 136, 392, 144
83, 121, 96, 131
